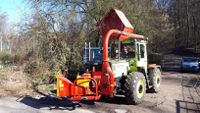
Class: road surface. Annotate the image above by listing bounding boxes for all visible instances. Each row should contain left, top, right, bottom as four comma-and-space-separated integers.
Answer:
0, 72, 199, 113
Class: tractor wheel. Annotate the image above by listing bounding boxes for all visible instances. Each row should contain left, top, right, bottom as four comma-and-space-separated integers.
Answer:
124, 72, 146, 105
149, 68, 161, 93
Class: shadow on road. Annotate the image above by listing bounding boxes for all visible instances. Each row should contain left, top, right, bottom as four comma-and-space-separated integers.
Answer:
176, 100, 200, 113
16, 87, 130, 111
176, 76, 200, 113
182, 77, 200, 88
98, 96, 128, 105
16, 95, 82, 111
16, 89, 83, 111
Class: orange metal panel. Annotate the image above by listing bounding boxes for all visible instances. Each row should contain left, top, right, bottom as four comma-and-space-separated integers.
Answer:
56, 75, 100, 101
98, 8, 134, 40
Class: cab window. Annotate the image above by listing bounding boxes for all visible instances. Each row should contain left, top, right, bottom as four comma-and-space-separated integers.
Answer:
140, 44, 145, 58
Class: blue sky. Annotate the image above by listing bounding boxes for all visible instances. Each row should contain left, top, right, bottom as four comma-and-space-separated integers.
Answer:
0, 0, 31, 24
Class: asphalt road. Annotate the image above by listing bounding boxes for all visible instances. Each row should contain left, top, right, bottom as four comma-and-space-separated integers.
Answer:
0, 72, 199, 113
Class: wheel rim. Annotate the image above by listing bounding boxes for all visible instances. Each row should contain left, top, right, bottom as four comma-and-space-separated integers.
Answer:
136, 80, 145, 98
155, 71, 161, 87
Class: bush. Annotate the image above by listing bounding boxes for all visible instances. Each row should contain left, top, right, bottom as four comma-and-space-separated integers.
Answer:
13, 52, 22, 64
0, 52, 23, 66
24, 60, 37, 74
0, 52, 13, 65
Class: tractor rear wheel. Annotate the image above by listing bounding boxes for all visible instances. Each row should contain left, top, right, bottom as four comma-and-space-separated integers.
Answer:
124, 72, 146, 105
149, 68, 161, 93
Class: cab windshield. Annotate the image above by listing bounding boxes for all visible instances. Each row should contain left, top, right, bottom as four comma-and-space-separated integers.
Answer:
183, 58, 198, 62
110, 40, 135, 60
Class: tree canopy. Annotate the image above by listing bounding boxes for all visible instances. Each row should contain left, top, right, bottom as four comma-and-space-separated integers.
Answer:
0, 0, 199, 70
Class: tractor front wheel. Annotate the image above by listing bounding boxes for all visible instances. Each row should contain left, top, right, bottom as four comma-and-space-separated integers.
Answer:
124, 72, 146, 105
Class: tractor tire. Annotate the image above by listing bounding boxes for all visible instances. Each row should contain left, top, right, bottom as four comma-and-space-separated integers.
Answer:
124, 72, 146, 105
149, 68, 161, 93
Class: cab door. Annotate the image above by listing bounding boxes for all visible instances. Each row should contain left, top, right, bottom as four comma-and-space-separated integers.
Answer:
136, 41, 148, 73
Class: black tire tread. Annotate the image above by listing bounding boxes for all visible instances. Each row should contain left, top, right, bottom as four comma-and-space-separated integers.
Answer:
149, 68, 161, 93
124, 72, 146, 105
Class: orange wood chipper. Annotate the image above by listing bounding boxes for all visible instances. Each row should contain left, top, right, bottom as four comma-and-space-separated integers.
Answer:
56, 8, 161, 104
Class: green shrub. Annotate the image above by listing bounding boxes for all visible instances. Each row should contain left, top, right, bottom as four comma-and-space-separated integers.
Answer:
0, 52, 23, 66
0, 52, 13, 65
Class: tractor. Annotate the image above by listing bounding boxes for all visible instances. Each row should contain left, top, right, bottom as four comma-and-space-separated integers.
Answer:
56, 8, 161, 105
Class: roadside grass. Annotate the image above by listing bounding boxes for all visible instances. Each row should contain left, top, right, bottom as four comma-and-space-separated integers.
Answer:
0, 67, 33, 97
